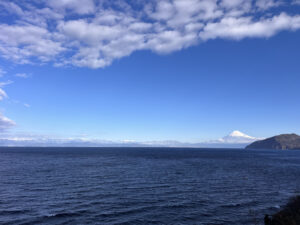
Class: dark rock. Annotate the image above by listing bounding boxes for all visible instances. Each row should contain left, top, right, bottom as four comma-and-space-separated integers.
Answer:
264, 214, 271, 225
264, 196, 300, 225
246, 134, 300, 150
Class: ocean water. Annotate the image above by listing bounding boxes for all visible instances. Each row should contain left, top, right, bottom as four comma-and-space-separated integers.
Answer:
0, 147, 300, 225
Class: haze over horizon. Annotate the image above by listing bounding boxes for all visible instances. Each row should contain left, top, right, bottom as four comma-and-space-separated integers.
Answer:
0, 0, 300, 146
0, 130, 262, 147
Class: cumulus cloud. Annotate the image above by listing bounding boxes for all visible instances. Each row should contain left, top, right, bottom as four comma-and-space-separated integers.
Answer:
0, 0, 299, 68
199, 13, 300, 40
0, 24, 65, 63
48, 0, 95, 15
255, 0, 282, 10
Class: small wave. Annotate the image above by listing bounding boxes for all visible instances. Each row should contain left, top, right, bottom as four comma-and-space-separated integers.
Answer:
97, 205, 157, 218
267, 205, 281, 210
220, 200, 258, 208
0, 209, 31, 215
15, 213, 82, 225
44, 212, 81, 218
221, 203, 242, 208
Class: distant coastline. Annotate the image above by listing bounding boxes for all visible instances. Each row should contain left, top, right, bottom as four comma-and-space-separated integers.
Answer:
1, 133, 300, 150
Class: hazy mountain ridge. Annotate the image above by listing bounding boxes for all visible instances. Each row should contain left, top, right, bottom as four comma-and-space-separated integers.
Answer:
0, 130, 260, 148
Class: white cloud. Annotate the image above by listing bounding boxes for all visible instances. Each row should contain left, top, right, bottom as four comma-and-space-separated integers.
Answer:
293, 0, 300, 5
0, 1, 23, 16
48, 0, 95, 15
0, 1, 63, 27
0, 88, 7, 101
256, 0, 282, 10
59, 20, 124, 45
0, 68, 6, 77
199, 13, 300, 40
0, 0, 299, 68
221, 0, 246, 9
0, 24, 65, 63
147, 1, 176, 21
0, 80, 16, 130
0, 80, 13, 100
0, 114, 15, 131
0, 80, 13, 87
15, 73, 30, 78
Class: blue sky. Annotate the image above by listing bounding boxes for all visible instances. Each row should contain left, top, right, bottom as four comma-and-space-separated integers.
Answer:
0, 0, 300, 146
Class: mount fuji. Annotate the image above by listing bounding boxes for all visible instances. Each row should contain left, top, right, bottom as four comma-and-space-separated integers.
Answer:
195, 130, 263, 148
218, 130, 261, 144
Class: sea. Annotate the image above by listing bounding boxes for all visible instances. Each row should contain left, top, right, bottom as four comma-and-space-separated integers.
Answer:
0, 147, 299, 225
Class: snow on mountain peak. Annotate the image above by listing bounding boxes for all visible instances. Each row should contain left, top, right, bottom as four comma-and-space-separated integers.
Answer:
229, 130, 252, 138
219, 130, 258, 143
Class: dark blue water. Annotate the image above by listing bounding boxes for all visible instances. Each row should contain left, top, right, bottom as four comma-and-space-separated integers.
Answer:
0, 147, 300, 225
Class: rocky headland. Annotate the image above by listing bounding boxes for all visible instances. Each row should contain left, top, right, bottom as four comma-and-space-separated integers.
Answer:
246, 134, 300, 150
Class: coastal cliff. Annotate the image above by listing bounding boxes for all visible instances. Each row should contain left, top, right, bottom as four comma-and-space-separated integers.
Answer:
245, 134, 300, 150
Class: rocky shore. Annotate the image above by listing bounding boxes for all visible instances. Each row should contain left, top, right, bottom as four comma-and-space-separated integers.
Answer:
264, 196, 300, 225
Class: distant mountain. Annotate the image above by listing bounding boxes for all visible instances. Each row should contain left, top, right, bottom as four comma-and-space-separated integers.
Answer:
0, 130, 261, 148
245, 134, 300, 150
218, 130, 260, 144
196, 130, 262, 148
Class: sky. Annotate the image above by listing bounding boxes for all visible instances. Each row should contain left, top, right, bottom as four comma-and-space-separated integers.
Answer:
0, 0, 300, 146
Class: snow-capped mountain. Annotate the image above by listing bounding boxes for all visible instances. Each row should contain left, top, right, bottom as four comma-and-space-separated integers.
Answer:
218, 130, 261, 144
